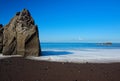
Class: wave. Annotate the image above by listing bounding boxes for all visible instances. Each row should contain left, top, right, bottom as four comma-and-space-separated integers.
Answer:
1, 49, 120, 63
27, 49, 120, 63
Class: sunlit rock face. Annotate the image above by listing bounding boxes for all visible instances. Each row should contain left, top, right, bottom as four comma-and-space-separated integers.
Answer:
3, 9, 41, 56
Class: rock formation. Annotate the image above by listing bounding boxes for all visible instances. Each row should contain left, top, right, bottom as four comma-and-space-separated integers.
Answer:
0, 24, 3, 52
3, 9, 41, 56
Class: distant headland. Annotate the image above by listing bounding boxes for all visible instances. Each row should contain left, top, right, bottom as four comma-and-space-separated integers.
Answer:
96, 42, 112, 46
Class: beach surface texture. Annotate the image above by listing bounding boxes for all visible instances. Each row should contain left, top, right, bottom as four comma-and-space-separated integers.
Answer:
0, 49, 120, 81
0, 57, 120, 81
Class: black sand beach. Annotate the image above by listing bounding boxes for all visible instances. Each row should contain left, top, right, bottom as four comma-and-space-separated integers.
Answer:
0, 57, 120, 81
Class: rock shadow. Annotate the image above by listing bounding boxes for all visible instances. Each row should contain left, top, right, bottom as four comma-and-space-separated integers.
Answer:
41, 51, 73, 56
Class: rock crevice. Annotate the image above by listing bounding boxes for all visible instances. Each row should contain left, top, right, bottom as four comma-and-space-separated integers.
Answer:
0, 24, 3, 52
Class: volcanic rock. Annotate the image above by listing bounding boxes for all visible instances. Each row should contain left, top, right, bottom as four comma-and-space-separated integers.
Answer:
3, 9, 41, 56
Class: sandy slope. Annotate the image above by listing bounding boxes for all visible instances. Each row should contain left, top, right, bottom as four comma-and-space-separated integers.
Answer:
0, 57, 120, 81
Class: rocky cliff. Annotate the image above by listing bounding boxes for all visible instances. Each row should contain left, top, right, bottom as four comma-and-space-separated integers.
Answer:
3, 9, 41, 56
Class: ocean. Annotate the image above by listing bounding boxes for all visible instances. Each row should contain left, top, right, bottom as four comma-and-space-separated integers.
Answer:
33, 43, 120, 63
1, 43, 120, 63
25, 42, 120, 63
41, 43, 120, 50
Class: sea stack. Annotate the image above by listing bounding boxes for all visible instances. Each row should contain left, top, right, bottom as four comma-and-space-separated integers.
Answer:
0, 24, 3, 52
3, 9, 41, 56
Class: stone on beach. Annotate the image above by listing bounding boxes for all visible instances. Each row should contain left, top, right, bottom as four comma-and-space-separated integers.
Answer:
2, 9, 41, 56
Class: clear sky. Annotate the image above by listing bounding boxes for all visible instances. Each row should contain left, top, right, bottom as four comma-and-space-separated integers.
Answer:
0, 0, 120, 43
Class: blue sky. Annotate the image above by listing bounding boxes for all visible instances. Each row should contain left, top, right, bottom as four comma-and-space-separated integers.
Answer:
0, 0, 120, 43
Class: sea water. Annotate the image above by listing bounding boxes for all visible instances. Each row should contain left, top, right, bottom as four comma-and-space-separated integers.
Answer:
1, 43, 120, 63
41, 43, 120, 50
29, 43, 120, 63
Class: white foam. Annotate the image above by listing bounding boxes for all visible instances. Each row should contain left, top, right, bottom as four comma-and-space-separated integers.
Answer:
1, 49, 120, 63
0, 54, 22, 59
27, 49, 120, 63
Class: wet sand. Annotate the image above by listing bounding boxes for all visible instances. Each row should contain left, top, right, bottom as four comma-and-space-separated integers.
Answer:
0, 57, 120, 81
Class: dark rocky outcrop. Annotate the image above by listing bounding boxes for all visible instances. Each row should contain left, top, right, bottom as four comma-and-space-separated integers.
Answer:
96, 42, 112, 46
0, 24, 3, 53
3, 9, 41, 56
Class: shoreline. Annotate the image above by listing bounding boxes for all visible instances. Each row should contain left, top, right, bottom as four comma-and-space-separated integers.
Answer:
28, 49, 120, 63
1, 48, 120, 63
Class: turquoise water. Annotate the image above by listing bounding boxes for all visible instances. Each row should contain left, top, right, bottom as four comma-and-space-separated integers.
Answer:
41, 43, 120, 50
